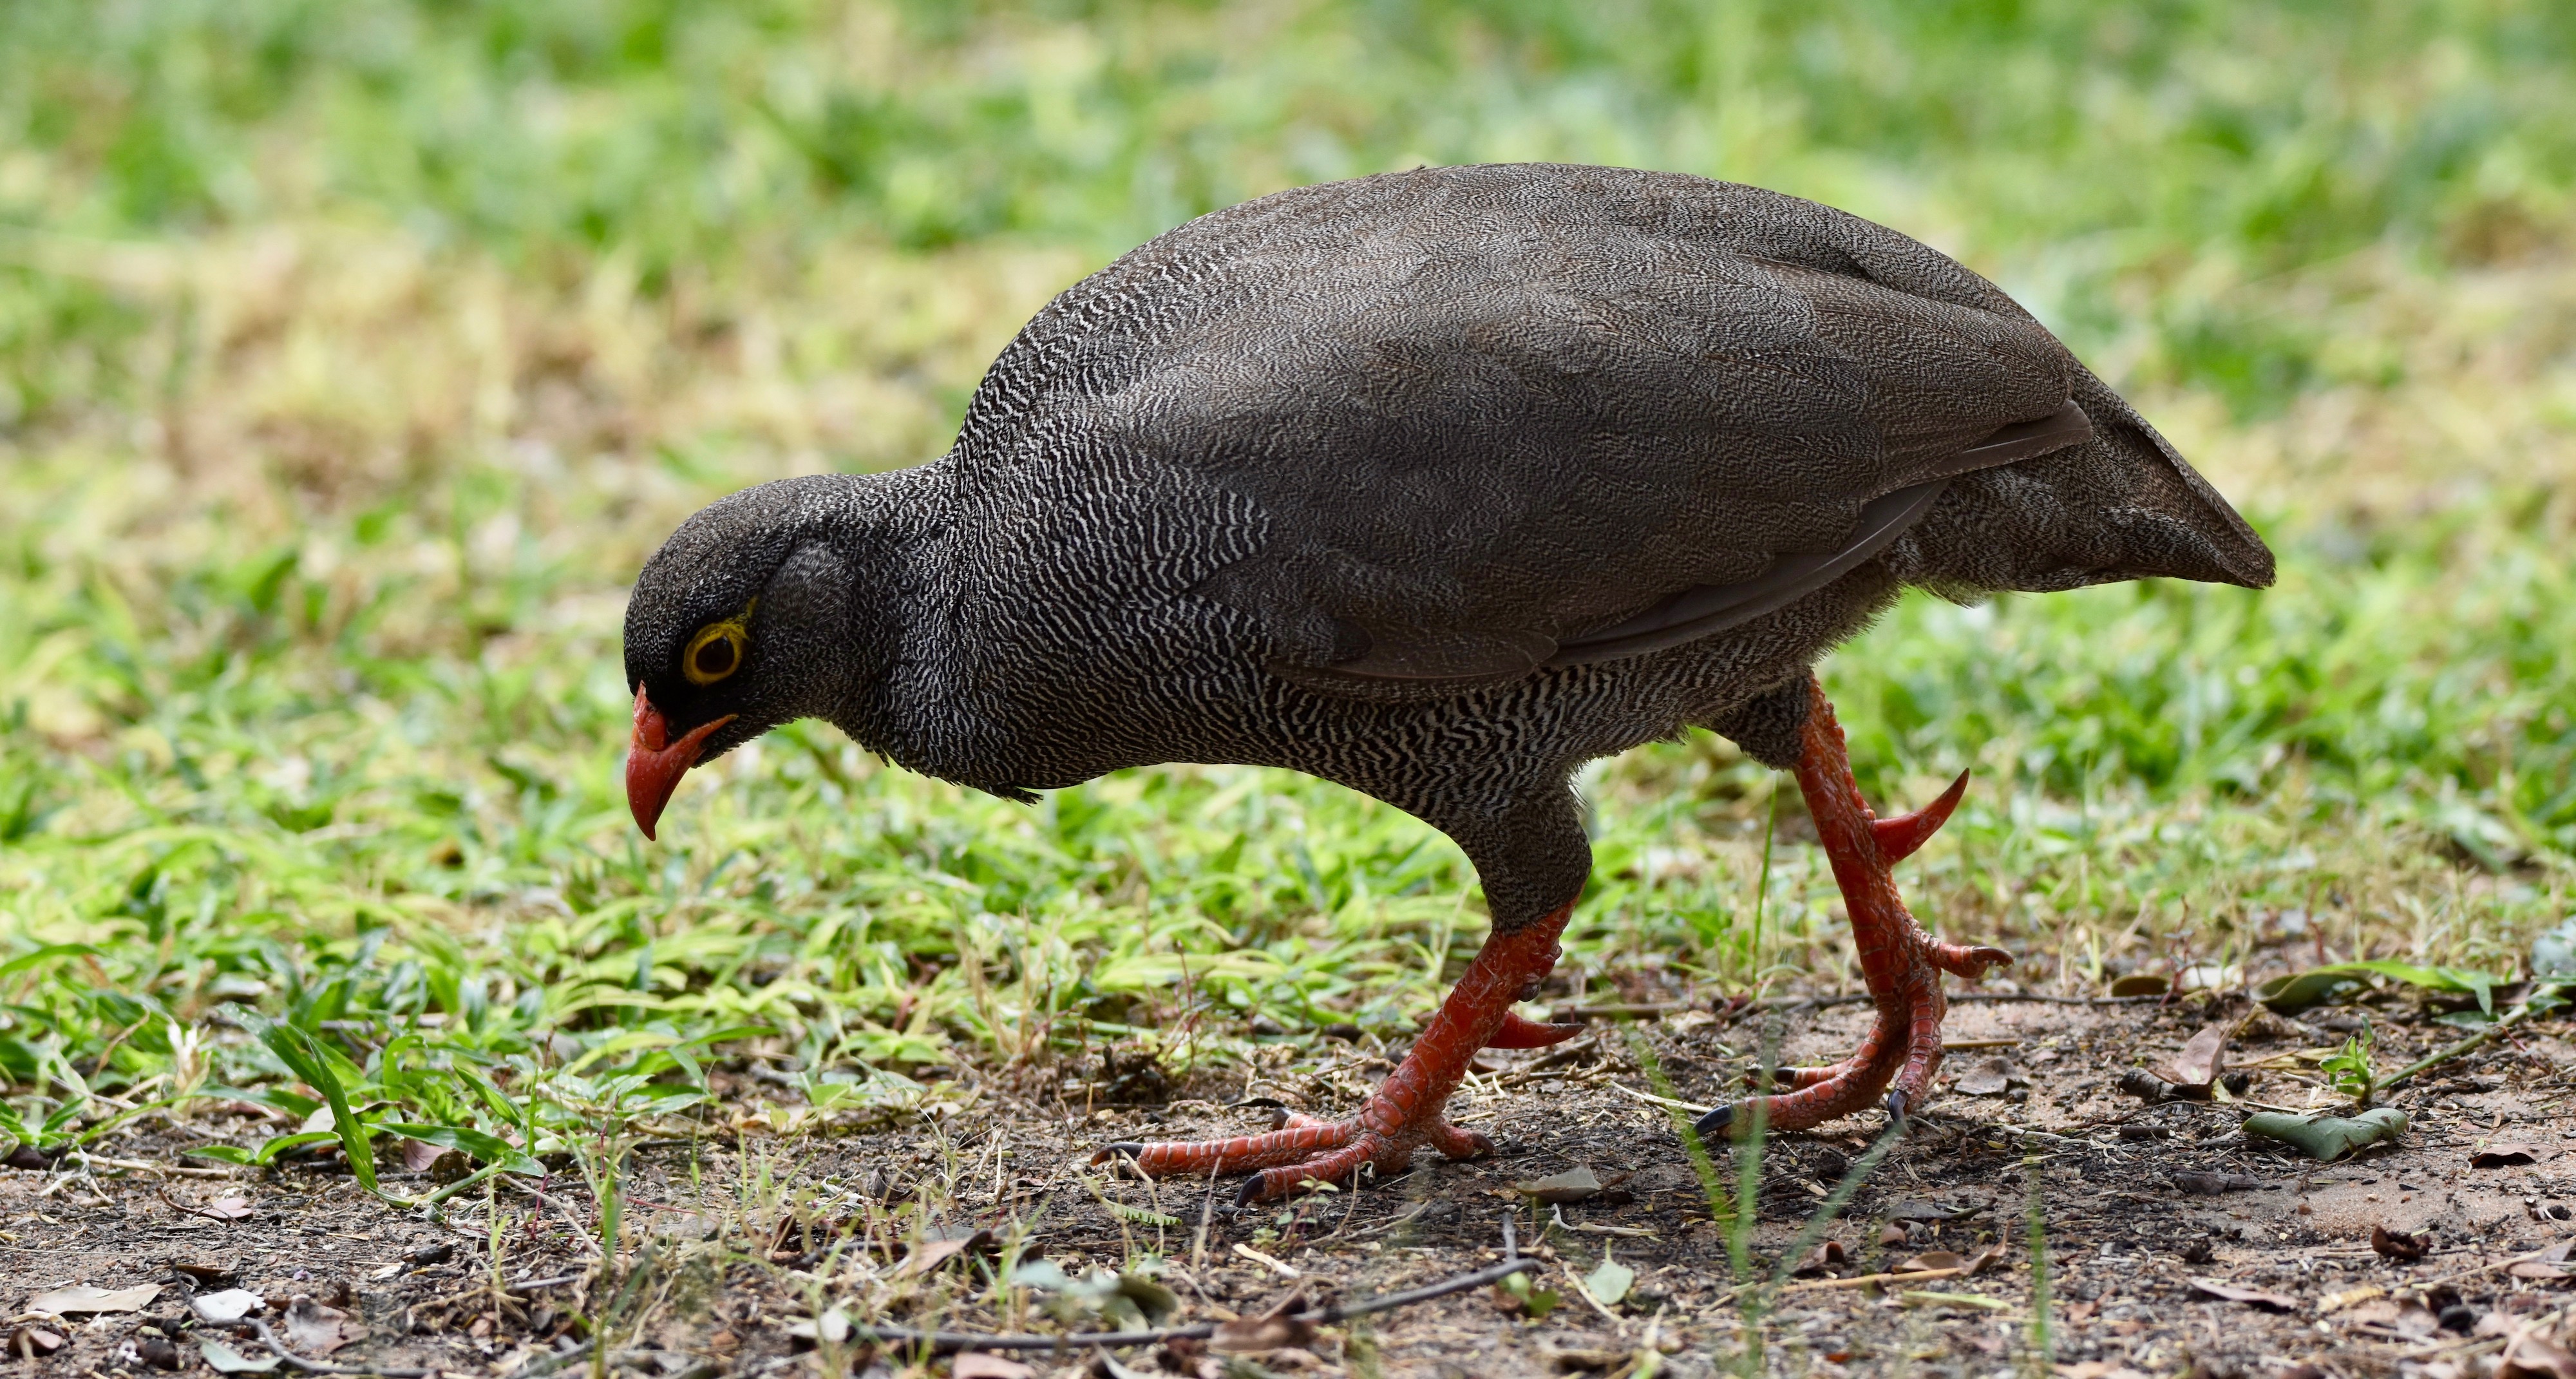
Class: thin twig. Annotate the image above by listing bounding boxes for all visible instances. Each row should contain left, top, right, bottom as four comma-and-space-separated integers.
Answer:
1604, 1081, 1715, 1116
2374, 1002, 2540, 1097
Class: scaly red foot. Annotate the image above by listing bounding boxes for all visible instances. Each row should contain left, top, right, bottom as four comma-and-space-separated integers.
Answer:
1696, 676, 2009, 1139
1094, 904, 1577, 1203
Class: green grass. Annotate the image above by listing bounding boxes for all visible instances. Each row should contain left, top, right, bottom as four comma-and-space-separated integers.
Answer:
0, 0, 2571, 1235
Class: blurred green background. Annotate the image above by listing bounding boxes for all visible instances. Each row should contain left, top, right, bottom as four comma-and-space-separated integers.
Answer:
1, 1, 2571, 1112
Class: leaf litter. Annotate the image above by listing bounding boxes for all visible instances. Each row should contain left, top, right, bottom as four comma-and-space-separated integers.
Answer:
15, 940, 2576, 1375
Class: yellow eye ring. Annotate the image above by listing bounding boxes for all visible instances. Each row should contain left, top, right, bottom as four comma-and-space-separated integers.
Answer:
682, 621, 749, 686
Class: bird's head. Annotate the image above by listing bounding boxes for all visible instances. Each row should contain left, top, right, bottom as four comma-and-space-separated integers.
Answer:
621, 476, 871, 839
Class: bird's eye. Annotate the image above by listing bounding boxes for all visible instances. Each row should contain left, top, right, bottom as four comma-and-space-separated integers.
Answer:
682, 622, 747, 686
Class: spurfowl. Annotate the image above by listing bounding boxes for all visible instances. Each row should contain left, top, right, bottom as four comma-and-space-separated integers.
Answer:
623, 164, 2272, 1202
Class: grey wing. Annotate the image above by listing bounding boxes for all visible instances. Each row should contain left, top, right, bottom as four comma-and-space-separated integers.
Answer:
1131, 249, 2090, 692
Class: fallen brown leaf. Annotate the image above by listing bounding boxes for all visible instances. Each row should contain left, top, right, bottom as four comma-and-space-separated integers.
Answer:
2501, 1325, 2576, 1379
1894, 1251, 1966, 1274
2187, 1278, 2300, 1313
2157, 1023, 2229, 1090
1791, 1241, 1848, 1277
1952, 1058, 2016, 1097
281, 1298, 366, 1356
890, 1228, 995, 1279
1960, 1244, 2005, 1277
1877, 1222, 1909, 1247
199, 1196, 257, 1221
2371, 1224, 2428, 1260
1210, 1289, 1316, 1355
401, 1139, 445, 1174
2474, 1145, 2546, 1168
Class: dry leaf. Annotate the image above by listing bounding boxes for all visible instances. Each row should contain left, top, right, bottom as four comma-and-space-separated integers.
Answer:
1581, 1249, 1635, 1307
2157, 1023, 2228, 1089
2391, 1300, 2444, 1338
1513, 1167, 1603, 1204
2187, 1277, 2299, 1313
8, 1329, 66, 1359
2501, 1325, 2576, 1379
1210, 1290, 1315, 1355
2474, 1145, 2544, 1168
200, 1196, 256, 1220
2506, 1260, 2573, 1280
28, 1284, 162, 1316
1952, 1058, 2014, 1097
1877, 1222, 1909, 1247
196, 1340, 279, 1374
2371, 1224, 2428, 1260
1792, 1241, 1848, 1277
1894, 1251, 1965, 1273
891, 1228, 994, 1279
1960, 1245, 2005, 1277
2107, 974, 2170, 998
282, 1298, 366, 1356
950, 1355, 1035, 1379
191, 1290, 266, 1324
781, 1309, 850, 1344
2173, 1171, 2267, 1195
170, 1262, 234, 1284
401, 1138, 446, 1174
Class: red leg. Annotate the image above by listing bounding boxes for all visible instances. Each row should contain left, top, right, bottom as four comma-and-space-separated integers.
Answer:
1696, 675, 2009, 1138
1095, 901, 1575, 1202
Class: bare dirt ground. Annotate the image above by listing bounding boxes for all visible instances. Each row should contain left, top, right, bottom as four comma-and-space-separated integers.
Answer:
10, 994, 2575, 1379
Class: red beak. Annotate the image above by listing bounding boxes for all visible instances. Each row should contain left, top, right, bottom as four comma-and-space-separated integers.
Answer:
626, 688, 735, 841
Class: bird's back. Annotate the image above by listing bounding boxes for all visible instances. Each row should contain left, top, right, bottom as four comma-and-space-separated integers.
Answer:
906, 164, 2268, 788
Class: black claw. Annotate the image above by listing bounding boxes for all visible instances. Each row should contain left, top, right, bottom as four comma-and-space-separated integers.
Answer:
1097, 1142, 1145, 1161
1692, 1103, 1736, 1137
1233, 1175, 1269, 1208
1884, 1090, 1909, 1124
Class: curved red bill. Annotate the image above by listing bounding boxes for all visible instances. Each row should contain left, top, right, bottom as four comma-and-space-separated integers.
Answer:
627, 687, 735, 841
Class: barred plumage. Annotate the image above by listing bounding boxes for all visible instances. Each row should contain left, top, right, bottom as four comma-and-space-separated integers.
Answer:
623, 164, 2272, 1196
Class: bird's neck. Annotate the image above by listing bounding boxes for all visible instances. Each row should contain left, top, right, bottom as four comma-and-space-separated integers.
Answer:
814, 461, 964, 771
